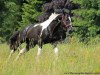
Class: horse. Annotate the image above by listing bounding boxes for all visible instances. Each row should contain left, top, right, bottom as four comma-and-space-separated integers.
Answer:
15, 10, 72, 60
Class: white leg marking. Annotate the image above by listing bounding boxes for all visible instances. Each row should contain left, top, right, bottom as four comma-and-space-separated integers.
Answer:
37, 46, 42, 56
15, 48, 26, 61
54, 47, 58, 56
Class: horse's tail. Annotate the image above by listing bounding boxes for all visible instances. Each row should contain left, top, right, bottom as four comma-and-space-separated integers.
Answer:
9, 31, 20, 50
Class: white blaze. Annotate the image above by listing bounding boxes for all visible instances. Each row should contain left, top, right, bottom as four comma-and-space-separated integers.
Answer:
68, 16, 72, 26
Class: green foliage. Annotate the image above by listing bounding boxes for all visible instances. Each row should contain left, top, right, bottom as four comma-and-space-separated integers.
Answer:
72, 0, 100, 42
19, 0, 43, 28
0, 0, 100, 42
0, 0, 21, 41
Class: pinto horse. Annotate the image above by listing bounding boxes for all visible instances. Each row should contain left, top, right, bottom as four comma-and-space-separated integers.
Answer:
8, 10, 72, 60
14, 11, 72, 60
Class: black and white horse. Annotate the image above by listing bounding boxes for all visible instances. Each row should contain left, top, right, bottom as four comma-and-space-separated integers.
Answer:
8, 11, 72, 60
14, 11, 72, 60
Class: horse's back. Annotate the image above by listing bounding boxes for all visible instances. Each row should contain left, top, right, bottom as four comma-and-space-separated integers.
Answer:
26, 25, 42, 41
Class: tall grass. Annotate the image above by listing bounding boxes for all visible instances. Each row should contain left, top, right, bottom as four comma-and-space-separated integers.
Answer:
0, 38, 100, 75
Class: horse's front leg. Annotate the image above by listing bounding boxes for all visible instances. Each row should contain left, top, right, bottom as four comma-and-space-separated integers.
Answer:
52, 42, 58, 57
35, 38, 42, 62
37, 38, 42, 56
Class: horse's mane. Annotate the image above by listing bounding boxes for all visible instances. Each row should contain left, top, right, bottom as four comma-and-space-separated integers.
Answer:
37, 0, 80, 22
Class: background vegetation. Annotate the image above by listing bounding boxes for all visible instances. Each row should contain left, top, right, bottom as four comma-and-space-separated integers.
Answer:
73, 0, 100, 42
0, 0, 100, 42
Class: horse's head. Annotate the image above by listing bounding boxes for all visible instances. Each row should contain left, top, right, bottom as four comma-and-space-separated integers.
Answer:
54, 9, 72, 33
60, 12, 73, 33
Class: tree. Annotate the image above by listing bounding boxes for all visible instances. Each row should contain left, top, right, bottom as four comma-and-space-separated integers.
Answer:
19, 0, 43, 28
72, 0, 100, 42
0, 0, 21, 42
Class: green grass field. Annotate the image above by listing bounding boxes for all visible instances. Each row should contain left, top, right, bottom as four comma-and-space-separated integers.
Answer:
0, 38, 100, 75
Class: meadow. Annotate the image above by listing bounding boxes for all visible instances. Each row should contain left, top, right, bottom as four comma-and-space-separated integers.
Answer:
0, 37, 100, 75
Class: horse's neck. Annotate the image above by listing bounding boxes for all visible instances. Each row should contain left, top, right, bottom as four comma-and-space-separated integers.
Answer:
47, 20, 60, 36
49, 13, 60, 21
40, 13, 60, 27
44, 15, 57, 23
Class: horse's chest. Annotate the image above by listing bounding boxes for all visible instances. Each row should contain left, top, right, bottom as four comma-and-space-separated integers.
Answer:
41, 28, 49, 38
40, 19, 53, 31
